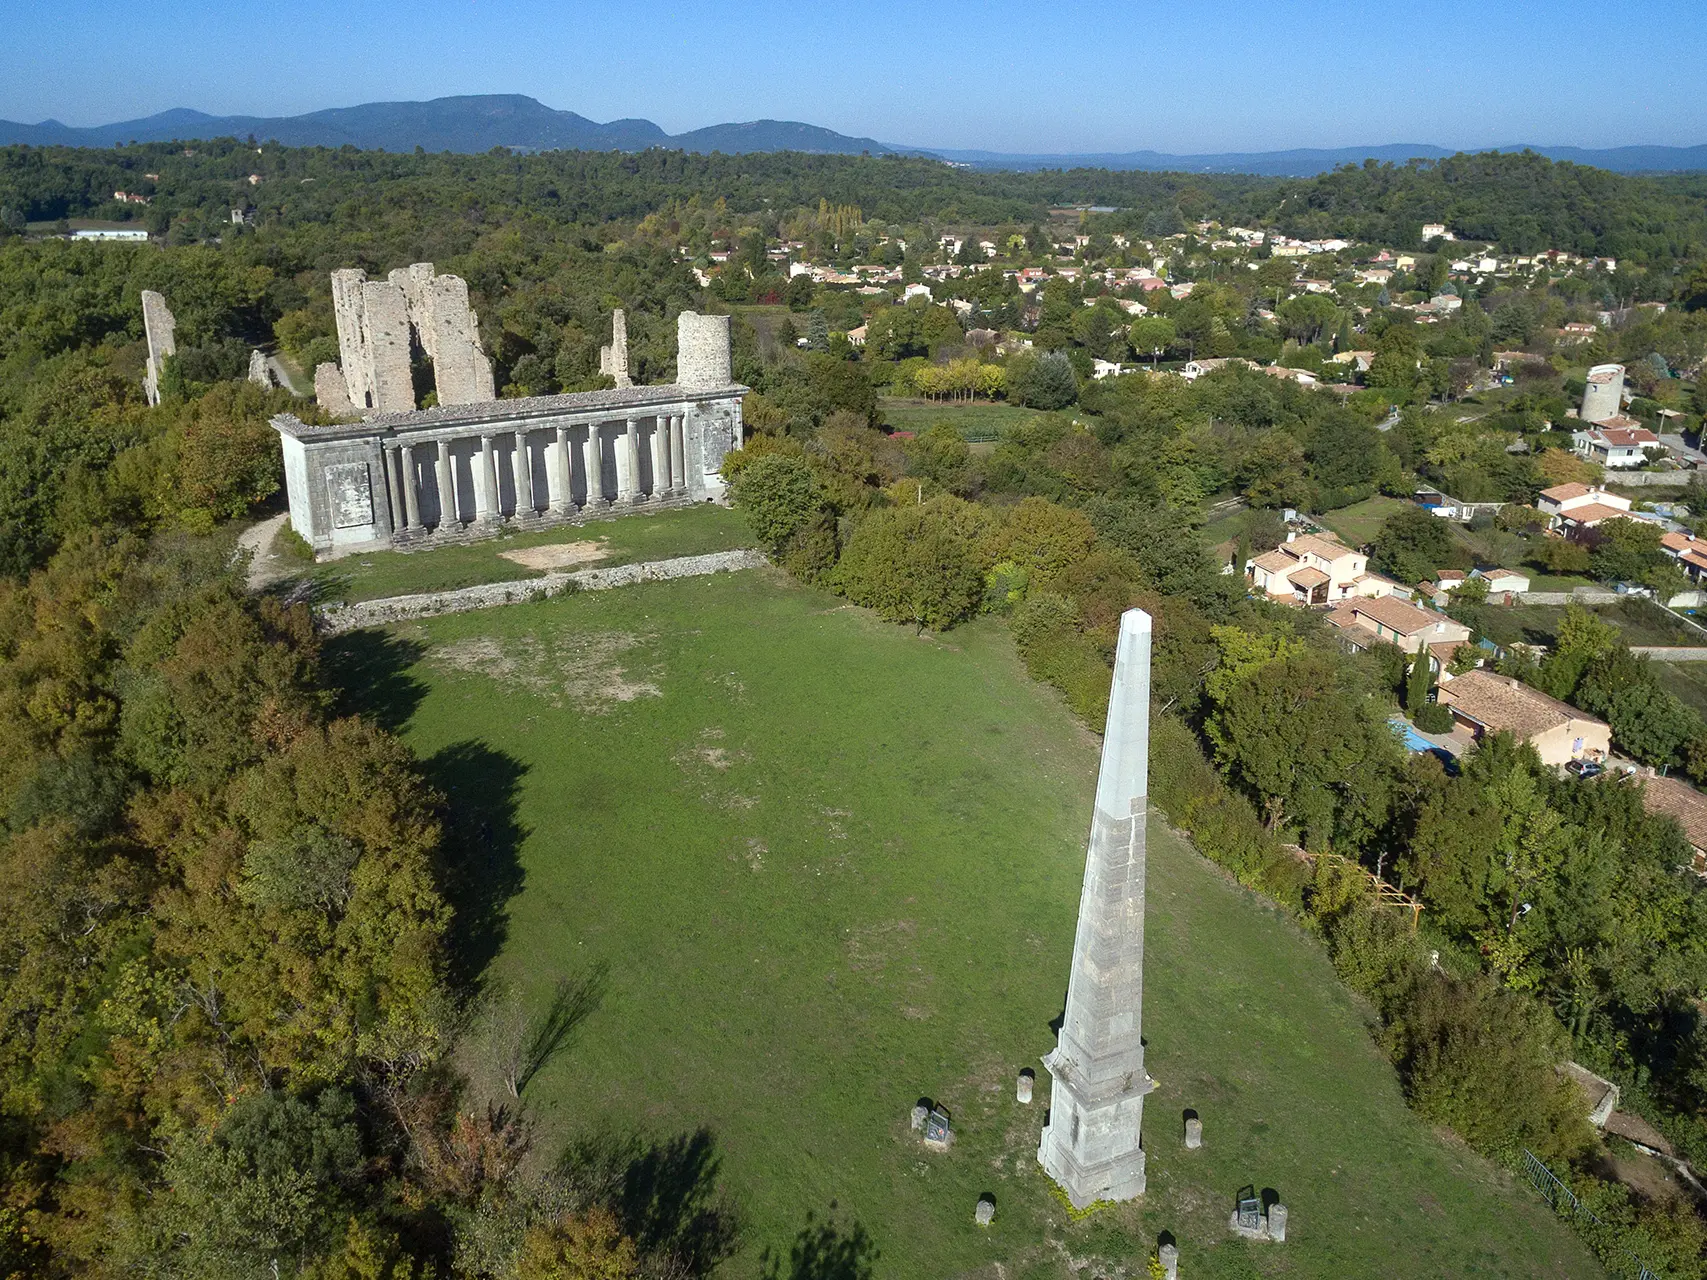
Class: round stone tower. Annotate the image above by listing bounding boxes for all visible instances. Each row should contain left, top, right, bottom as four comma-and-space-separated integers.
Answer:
676, 312, 732, 389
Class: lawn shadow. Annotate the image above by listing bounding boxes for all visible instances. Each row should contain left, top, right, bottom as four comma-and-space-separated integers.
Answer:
759, 1208, 878, 1280
559, 1126, 744, 1276
421, 740, 529, 993
320, 629, 429, 731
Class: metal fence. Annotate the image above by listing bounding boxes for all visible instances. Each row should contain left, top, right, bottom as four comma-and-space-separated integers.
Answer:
1520, 1149, 1663, 1280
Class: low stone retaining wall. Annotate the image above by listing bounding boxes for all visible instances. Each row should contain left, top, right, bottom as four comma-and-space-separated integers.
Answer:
315, 549, 767, 634
1606, 471, 1694, 486
1513, 590, 1624, 605
1630, 647, 1707, 662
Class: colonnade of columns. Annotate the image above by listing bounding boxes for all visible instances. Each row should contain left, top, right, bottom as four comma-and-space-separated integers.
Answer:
383, 411, 689, 537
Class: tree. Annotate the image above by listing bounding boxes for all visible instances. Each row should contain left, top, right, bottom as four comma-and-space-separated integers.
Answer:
728, 452, 825, 555
519, 1207, 640, 1280
1368, 326, 1425, 394
1371, 507, 1454, 584
1007, 351, 1078, 410
1206, 651, 1405, 850
1128, 316, 1176, 365
1406, 646, 1431, 716
832, 503, 984, 631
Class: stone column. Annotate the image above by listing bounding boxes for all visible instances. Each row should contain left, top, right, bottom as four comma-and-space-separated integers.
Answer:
400, 444, 421, 530
514, 429, 535, 518
620, 417, 641, 504
435, 439, 455, 529
672, 411, 686, 494
477, 434, 498, 524
587, 423, 606, 507
551, 426, 573, 515
650, 415, 670, 499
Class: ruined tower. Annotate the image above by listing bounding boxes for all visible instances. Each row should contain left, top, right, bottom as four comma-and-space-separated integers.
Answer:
1037, 607, 1155, 1208
599, 308, 632, 388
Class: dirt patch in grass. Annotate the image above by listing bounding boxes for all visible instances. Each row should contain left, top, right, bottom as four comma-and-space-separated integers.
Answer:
498, 539, 607, 570
430, 629, 659, 711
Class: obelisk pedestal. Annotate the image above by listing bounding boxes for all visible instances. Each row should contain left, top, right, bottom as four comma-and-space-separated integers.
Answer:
1038, 608, 1155, 1208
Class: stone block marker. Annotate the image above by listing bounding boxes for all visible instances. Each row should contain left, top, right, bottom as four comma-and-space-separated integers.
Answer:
1016, 1070, 1033, 1104
974, 1195, 995, 1227
1184, 1116, 1202, 1149
1267, 1203, 1287, 1243
910, 1104, 928, 1132
923, 1107, 952, 1151
1158, 1242, 1179, 1279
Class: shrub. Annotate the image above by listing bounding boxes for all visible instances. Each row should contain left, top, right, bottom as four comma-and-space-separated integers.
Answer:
1414, 703, 1455, 734
729, 453, 824, 556
833, 504, 983, 631
277, 519, 315, 561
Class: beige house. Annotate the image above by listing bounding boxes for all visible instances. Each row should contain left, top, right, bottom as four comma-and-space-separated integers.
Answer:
1247, 532, 1399, 606
1437, 670, 1610, 767
1536, 483, 1634, 535
1324, 595, 1472, 659
1639, 774, 1707, 875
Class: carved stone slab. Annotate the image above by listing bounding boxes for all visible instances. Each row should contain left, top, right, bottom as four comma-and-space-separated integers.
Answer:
326, 462, 374, 529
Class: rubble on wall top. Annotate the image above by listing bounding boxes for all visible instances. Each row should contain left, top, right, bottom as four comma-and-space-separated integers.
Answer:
274, 379, 750, 437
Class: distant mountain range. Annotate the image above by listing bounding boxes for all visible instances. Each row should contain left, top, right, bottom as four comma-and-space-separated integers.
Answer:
2, 94, 1704, 176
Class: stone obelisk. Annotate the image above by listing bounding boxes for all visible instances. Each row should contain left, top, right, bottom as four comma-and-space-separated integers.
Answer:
1038, 607, 1155, 1208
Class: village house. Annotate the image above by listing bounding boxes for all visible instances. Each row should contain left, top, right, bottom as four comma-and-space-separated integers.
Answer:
1638, 774, 1707, 875
1572, 422, 1662, 469
1537, 483, 1633, 534
1661, 530, 1707, 583
1324, 595, 1472, 664
1247, 532, 1399, 605
1437, 670, 1610, 767
1471, 566, 1532, 598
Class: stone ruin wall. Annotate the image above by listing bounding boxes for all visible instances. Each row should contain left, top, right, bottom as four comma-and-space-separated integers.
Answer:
421, 274, 496, 404
360, 279, 415, 413
599, 308, 632, 388
140, 290, 176, 406
676, 311, 732, 390
318, 263, 494, 416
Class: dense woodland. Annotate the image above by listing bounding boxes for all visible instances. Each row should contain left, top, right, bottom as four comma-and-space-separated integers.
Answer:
2, 140, 1707, 1277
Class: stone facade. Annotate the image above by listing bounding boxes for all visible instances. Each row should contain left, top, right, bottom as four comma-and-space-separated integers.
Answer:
276, 312, 746, 560
248, 349, 273, 388
322, 263, 493, 414
1038, 608, 1155, 1209
140, 290, 176, 406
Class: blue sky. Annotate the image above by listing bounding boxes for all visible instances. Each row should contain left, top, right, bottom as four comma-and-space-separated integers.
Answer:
3, 0, 1703, 153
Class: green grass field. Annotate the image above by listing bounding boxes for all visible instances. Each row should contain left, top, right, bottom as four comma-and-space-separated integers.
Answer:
329, 569, 1601, 1278
1657, 662, 1707, 720
1316, 495, 1411, 548
285, 504, 752, 604
1477, 601, 1701, 650
878, 397, 1080, 440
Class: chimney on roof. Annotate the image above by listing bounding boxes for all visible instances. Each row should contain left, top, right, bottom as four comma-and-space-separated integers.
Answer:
1287, 531, 1297, 543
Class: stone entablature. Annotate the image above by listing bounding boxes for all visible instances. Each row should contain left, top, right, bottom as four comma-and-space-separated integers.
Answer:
274, 378, 746, 560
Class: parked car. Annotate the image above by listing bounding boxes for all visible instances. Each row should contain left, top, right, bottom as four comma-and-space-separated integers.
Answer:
1566, 759, 1605, 780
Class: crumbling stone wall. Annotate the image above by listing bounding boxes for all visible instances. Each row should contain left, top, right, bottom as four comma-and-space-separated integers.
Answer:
315, 362, 355, 417
599, 308, 632, 388
360, 279, 415, 413
420, 273, 495, 405
676, 311, 732, 389
322, 263, 494, 414
140, 290, 176, 406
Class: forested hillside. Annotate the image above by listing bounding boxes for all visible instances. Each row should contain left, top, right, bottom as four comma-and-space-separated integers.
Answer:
1255, 150, 1707, 259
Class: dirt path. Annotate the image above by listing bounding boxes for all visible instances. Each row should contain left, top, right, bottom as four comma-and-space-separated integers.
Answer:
236, 513, 292, 591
